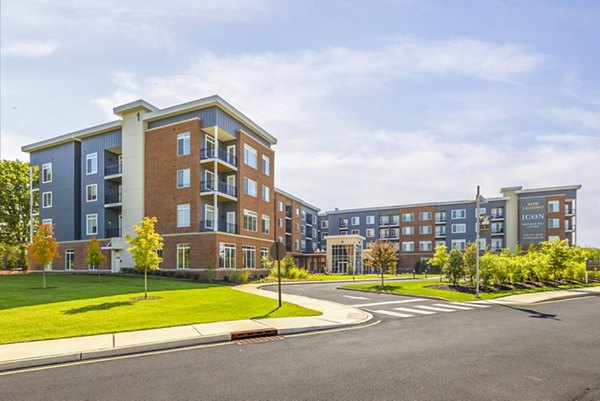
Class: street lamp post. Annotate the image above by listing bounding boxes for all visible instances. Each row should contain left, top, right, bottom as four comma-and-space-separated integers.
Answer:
474, 185, 487, 299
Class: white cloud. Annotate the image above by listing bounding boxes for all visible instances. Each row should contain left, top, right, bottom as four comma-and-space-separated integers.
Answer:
550, 107, 600, 130
0, 40, 60, 58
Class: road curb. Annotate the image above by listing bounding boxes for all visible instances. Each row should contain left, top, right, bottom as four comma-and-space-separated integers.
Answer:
492, 289, 600, 306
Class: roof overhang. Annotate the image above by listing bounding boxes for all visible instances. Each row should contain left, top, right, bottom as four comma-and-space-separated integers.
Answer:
113, 99, 159, 116
22, 120, 122, 153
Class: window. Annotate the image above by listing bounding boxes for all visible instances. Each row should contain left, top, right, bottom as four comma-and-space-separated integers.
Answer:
261, 215, 270, 234
205, 205, 215, 229
86, 214, 98, 235
451, 209, 466, 219
242, 246, 256, 269
42, 163, 52, 183
86, 153, 97, 175
86, 184, 97, 202
491, 238, 504, 251
366, 228, 375, 238
548, 235, 560, 241
296, 223, 300, 232
301, 240, 306, 251
243, 210, 257, 232
451, 224, 466, 234
380, 228, 389, 239
419, 241, 432, 252
479, 207, 487, 216
262, 155, 270, 175
243, 177, 257, 197
296, 208, 300, 216
379, 215, 389, 225
402, 226, 414, 236
321, 220, 329, 229
339, 218, 348, 228
351, 216, 360, 226
402, 213, 414, 222
219, 243, 236, 269
302, 225, 306, 234
548, 218, 560, 229
65, 249, 74, 270
42, 218, 53, 227
177, 244, 190, 269
390, 215, 399, 225
278, 201, 283, 212
42, 191, 52, 208
295, 240, 300, 251
390, 228, 399, 239
244, 144, 257, 168
419, 225, 431, 235
419, 211, 432, 221
435, 240, 446, 249
435, 226, 446, 236
478, 238, 487, 250
451, 239, 466, 251
177, 204, 190, 227
548, 200, 559, 213
260, 248, 269, 267
177, 169, 190, 188
351, 229, 360, 235
402, 242, 414, 252
312, 215, 317, 225
491, 207, 504, 218
312, 228, 317, 238
262, 185, 270, 202
366, 215, 375, 225
435, 211, 446, 222
278, 218, 283, 228
491, 222, 504, 233
177, 133, 191, 156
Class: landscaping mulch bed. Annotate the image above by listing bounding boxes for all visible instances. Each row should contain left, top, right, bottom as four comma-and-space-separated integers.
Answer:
428, 280, 594, 294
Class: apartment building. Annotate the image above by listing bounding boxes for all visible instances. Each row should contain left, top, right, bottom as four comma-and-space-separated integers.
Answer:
318, 185, 580, 271
23, 96, 317, 275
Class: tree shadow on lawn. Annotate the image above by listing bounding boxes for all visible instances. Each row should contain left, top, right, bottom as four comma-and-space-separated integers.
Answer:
251, 306, 281, 319
62, 301, 135, 315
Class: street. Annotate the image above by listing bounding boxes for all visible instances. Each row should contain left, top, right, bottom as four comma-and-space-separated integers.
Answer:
1, 282, 599, 401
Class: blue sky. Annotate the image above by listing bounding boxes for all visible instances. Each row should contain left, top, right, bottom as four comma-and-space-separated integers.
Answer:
1, 0, 599, 246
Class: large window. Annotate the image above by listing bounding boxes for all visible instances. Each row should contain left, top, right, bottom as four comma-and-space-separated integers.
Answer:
42, 163, 52, 183
379, 215, 389, 225
402, 226, 414, 236
451, 223, 466, 234
351, 216, 360, 226
86, 214, 98, 235
219, 243, 236, 268
419, 212, 432, 221
42, 218, 53, 227
177, 244, 190, 269
339, 218, 348, 228
548, 218, 560, 229
244, 177, 257, 197
177, 133, 191, 156
435, 211, 446, 222
402, 213, 414, 222
366, 228, 375, 238
177, 204, 190, 227
451, 239, 466, 251
65, 249, 74, 270
42, 191, 52, 208
86, 153, 97, 175
244, 144, 257, 168
242, 246, 256, 269
262, 155, 270, 175
366, 215, 375, 225
390, 228, 399, 239
243, 209, 257, 232
321, 220, 329, 229
86, 184, 97, 202
451, 209, 466, 220
205, 205, 215, 229
261, 215, 270, 234
419, 241, 432, 252
402, 241, 414, 252
419, 225, 432, 235
260, 248, 269, 267
491, 238, 504, 251
177, 169, 190, 188
262, 185, 270, 202
548, 200, 559, 213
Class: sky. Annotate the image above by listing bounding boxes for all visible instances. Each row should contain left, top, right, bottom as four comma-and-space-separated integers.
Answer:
1, 0, 599, 246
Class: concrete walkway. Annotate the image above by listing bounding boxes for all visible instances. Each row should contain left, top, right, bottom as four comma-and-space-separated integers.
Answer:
0, 283, 371, 372
489, 285, 600, 305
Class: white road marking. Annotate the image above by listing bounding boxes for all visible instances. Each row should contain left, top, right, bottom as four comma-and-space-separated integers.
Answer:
394, 307, 436, 315
372, 310, 414, 318
343, 295, 369, 300
469, 301, 494, 307
452, 301, 491, 308
353, 299, 426, 307
433, 303, 473, 310
414, 305, 456, 312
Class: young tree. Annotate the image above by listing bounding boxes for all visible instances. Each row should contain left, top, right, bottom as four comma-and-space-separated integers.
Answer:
429, 244, 449, 280
364, 241, 398, 286
543, 239, 570, 286
28, 223, 59, 289
444, 248, 465, 286
126, 217, 164, 299
86, 237, 106, 282
463, 242, 478, 286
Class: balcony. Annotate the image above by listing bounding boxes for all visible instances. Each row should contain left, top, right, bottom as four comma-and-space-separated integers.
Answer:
200, 221, 238, 234
435, 230, 446, 238
491, 213, 504, 220
435, 216, 446, 224
565, 206, 575, 216
105, 193, 122, 207
106, 228, 121, 238
200, 148, 237, 171
200, 180, 237, 201
105, 164, 122, 180
565, 223, 576, 232
491, 228, 504, 235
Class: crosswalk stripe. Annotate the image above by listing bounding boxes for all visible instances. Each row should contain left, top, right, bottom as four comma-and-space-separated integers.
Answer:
372, 310, 414, 318
470, 301, 494, 307
451, 302, 491, 308
433, 303, 473, 310
353, 299, 426, 307
414, 305, 456, 312
394, 307, 436, 315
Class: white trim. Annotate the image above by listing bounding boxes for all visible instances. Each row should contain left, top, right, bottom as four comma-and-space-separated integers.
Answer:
86, 184, 98, 202
176, 243, 191, 269
86, 153, 98, 175
261, 154, 270, 176
177, 168, 191, 188
42, 163, 52, 183
243, 144, 258, 169
177, 132, 191, 156
42, 191, 52, 208
86, 213, 98, 236
177, 204, 191, 227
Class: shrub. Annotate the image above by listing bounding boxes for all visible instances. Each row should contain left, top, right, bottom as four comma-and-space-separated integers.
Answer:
444, 248, 464, 286
227, 271, 249, 284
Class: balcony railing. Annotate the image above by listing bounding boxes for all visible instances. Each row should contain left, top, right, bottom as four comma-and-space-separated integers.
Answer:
200, 221, 238, 234
491, 213, 504, 219
200, 148, 238, 167
106, 228, 121, 238
435, 216, 446, 223
565, 207, 575, 215
105, 164, 122, 176
200, 181, 237, 197
565, 223, 575, 231
491, 228, 504, 234
105, 193, 122, 204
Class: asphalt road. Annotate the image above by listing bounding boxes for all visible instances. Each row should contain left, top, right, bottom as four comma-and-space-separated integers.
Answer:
2, 282, 599, 401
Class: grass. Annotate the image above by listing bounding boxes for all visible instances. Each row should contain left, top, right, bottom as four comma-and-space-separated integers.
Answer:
0, 274, 320, 344
343, 279, 599, 302
260, 273, 431, 282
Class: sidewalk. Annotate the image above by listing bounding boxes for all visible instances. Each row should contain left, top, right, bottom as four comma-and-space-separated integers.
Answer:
0, 284, 371, 372
489, 286, 600, 305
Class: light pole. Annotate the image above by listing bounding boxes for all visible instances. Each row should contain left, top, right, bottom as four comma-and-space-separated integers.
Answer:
473, 185, 487, 299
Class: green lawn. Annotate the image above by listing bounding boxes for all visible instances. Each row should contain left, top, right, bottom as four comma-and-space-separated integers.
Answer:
0, 274, 319, 344
343, 280, 598, 302
260, 273, 431, 282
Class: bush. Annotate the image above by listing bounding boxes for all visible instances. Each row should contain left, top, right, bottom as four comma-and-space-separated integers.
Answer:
0, 243, 27, 270
444, 248, 464, 286
227, 271, 249, 284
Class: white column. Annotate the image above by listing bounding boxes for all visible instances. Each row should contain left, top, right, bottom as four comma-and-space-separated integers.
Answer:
213, 126, 218, 232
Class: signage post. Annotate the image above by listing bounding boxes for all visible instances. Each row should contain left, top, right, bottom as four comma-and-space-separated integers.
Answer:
585, 260, 600, 284
270, 241, 286, 308
473, 185, 487, 299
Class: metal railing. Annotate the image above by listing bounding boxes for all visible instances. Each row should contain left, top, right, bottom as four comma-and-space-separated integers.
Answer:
201, 180, 237, 197
105, 164, 122, 176
106, 228, 121, 238
201, 147, 238, 167
105, 193, 122, 204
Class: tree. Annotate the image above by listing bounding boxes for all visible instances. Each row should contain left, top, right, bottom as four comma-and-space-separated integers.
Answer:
86, 237, 106, 282
463, 242, 478, 286
444, 248, 464, 286
364, 241, 397, 286
126, 217, 164, 299
28, 223, 59, 289
543, 239, 570, 286
429, 244, 449, 280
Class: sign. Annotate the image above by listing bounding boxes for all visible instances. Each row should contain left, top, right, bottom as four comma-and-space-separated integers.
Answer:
270, 241, 286, 261
519, 197, 546, 245
586, 260, 600, 272
479, 215, 491, 236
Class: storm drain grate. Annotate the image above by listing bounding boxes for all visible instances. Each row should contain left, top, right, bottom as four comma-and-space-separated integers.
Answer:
230, 328, 278, 341
234, 335, 284, 345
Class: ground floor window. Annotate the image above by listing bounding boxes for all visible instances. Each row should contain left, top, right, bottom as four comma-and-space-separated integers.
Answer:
219, 243, 236, 269
177, 243, 190, 269
242, 246, 256, 269
260, 248, 269, 267
65, 249, 74, 270
331, 244, 352, 273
